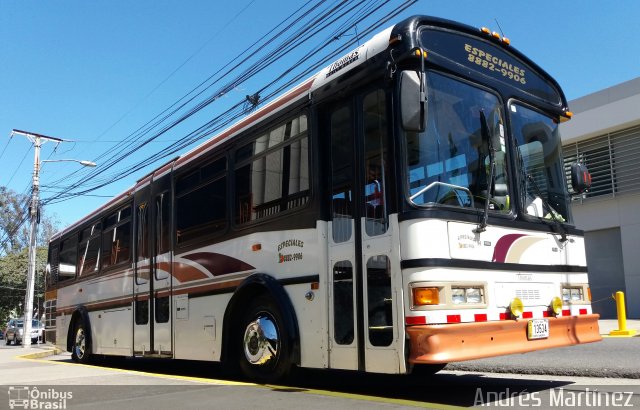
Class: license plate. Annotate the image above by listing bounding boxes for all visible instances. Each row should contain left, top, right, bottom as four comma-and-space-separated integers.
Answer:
527, 319, 549, 340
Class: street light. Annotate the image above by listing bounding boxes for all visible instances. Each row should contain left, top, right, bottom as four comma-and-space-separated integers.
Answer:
10, 129, 96, 349
40, 159, 96, 168
42, 159, 97, 167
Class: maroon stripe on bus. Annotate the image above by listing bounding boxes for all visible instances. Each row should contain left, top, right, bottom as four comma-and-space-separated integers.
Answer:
181, 252, 255, 277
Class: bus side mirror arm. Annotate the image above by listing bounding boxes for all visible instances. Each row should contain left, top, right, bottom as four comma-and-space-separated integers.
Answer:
400, 70, 427, 132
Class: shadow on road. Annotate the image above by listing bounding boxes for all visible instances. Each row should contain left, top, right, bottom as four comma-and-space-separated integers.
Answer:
55, 355, 579, 408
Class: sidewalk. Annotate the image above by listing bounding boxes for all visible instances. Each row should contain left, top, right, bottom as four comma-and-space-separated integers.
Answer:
598, 319, 640, 336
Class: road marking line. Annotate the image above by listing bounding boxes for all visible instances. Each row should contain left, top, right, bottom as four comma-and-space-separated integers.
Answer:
15, 348, 62, 360
19, 354, 251, 386
20, 355, 465, 409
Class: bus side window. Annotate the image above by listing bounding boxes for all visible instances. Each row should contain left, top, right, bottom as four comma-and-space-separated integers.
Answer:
333, 260, 354, 345
234, 114, 309, 225
102, 205, 132, 269
176, 157, 227, 245
363, 89, 389, 237
46, 244, 59, 287
366, 255, 392, 347
136, 202, 149, 284
58, 235, 77, 282
135, 298, 148, 325
330, 106, 353, 243
78, 222, 101, 276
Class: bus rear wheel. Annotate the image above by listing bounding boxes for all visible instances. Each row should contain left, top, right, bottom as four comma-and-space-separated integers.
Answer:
238, 296, 292, 383
71, 321, 91, 364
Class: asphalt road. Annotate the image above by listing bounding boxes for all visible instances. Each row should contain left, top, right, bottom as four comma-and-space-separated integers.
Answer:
0, 338, 640, 410
447, 337, 640, 379
2, 337, 639, 409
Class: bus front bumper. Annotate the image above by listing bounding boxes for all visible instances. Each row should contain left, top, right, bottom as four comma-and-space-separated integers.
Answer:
406, 314, 601, 364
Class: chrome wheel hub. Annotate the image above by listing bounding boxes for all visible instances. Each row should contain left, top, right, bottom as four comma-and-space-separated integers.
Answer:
243, 315, 279, 366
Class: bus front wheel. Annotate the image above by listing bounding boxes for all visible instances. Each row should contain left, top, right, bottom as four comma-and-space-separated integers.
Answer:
238, 296, 292, 382
71, 321, 91, 364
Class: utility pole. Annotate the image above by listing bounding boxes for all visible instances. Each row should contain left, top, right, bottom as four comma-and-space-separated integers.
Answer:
11, 129, 63, 348
10, 129, 95, 348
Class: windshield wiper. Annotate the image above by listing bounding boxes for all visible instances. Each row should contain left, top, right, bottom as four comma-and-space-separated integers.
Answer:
526, 173, 568, 242
474, 110, 495, 234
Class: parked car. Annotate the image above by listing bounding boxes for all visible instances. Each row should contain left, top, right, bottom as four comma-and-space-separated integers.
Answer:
4, 319, 44, 345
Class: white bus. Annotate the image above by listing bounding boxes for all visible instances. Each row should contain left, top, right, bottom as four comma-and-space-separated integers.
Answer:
45, 15, 600, 382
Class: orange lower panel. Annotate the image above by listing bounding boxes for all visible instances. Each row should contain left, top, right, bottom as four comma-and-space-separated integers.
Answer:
406, 314, 601, 364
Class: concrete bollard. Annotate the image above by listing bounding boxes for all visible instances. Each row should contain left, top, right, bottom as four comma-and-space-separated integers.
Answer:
609, 291, 637, 337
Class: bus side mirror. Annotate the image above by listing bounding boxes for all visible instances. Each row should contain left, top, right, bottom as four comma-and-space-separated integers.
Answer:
400, 70, 426, 132
570, 162, 591, 194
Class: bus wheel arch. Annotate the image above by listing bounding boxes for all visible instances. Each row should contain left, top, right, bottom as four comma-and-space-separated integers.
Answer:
221, 273, 300, 380
67, 307, 92, 363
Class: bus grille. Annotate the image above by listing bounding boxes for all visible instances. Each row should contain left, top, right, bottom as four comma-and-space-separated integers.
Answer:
515, 289, 541, 301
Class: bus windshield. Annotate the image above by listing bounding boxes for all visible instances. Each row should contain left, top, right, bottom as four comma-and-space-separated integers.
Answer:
405, 71, 510, 212
510, 103, 571, 221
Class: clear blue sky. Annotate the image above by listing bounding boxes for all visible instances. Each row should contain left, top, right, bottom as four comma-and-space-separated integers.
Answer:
1, 0, 639, 229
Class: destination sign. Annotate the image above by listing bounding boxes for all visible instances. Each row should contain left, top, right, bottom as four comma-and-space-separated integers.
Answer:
420, 28, 561, 105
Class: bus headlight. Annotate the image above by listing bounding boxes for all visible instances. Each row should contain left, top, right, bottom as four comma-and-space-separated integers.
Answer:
451, 288, 465, 304
465, 288, 483, 304
509, 297, 524, 318
451, 286, 484, 305
551, 296, 563, 316
562, 286, 585, 302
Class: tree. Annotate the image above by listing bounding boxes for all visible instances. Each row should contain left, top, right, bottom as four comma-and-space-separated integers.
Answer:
0, 187, 29, 254
1, 186, 59, 325
0, 248, 47, 326
0, 186, 59, 254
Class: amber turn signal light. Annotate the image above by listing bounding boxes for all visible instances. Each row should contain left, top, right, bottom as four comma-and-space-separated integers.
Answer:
413, 287, 440, 306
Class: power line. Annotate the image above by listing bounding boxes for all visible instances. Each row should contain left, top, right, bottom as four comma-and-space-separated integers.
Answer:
0, 133, 13, 164
3, 143, 33, 187
46, 1, 407, 202
42, 1, 417, 205
48, 0, 323, 190
44, 0, 339, 195
47, 1, 349, 194
67, 0, 260, 163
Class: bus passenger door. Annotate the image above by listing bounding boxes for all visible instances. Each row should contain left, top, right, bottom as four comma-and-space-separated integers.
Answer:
133, 186, 152, 355
326, 88, 400, 373
133, 182, 174, 357
327, 103, 359, 371
359, 89, 399, 373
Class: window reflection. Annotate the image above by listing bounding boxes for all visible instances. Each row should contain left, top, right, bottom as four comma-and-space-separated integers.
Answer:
510, 104, 570, 221
405, 71, 510, 212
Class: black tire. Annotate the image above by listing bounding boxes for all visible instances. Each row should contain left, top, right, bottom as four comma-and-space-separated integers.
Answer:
237, 295, 292, 383
5, 336, 9, 345
71, 320, 91, 364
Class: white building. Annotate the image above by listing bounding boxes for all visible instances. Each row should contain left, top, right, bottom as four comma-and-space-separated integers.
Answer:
561, 77, 640, 319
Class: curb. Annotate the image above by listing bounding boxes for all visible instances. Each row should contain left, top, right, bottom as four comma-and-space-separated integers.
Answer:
16, 347, 62, 360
